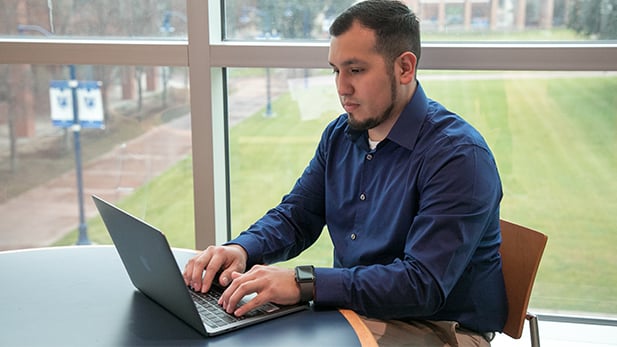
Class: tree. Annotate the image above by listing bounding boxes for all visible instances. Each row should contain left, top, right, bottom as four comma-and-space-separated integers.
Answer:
0, 0, 46, 172
255, 0, 354, 39
567, 0, 617, 39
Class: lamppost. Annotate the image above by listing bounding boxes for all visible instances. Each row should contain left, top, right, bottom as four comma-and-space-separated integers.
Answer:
159, 10, 188, 107
257, 31, 279, 118
17, 24, 90, 245
265, 49, 273, 117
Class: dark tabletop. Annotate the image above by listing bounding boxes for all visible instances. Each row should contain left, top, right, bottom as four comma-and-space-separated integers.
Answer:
0, 245, 362, 347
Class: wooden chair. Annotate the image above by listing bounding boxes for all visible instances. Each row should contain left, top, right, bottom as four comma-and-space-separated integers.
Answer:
499, 219, 548, 347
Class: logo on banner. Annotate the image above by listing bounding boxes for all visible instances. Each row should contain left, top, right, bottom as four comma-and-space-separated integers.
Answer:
49, 80, 105, 129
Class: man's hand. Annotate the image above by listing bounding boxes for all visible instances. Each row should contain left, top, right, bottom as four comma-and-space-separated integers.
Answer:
183, 244, 248, 293
218, 265, 301, 317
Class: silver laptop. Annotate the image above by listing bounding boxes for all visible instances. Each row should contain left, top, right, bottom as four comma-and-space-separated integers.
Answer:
92, 195, 308, 336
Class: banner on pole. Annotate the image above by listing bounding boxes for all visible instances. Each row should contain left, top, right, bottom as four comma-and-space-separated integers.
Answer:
49, 80, 105, 129
49, 80, 73, 127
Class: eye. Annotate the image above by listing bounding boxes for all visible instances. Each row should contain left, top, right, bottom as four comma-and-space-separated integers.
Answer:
350, 68, 364, 74
331, 68, 340, 75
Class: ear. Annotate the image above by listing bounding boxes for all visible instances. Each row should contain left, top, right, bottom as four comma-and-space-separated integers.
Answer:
397, 52, 417, 85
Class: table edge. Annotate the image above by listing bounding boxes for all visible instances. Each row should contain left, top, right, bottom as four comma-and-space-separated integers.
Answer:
338, 309, 378, 347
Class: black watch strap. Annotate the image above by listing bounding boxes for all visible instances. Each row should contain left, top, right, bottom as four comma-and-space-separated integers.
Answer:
295, 265, 315, 302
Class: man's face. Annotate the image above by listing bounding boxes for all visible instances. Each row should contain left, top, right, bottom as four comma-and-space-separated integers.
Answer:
328, 22, 397, 132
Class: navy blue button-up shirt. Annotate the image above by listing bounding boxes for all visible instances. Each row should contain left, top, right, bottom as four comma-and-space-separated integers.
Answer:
231, 83, 507, 333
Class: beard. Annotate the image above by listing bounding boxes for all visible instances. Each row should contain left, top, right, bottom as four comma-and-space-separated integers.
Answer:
347, 70, 398, 131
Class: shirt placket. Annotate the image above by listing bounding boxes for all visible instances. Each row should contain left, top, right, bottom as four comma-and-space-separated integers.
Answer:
350, 150, 375, 243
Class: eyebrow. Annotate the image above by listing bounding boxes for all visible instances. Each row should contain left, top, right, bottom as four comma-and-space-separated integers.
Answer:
328, 58, 366, 68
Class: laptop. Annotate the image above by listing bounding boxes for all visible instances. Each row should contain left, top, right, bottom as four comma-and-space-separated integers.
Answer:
92, 195, 308, 336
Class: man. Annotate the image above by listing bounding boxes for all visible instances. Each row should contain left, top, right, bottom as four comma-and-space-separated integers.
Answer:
184, 0, 507, 345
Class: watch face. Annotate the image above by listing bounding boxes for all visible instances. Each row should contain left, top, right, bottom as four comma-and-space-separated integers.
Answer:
296, 266, 314, 281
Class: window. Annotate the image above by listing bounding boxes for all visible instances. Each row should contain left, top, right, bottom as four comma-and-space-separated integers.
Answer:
223, 0, 617, 42
418, 70, 617, 315
0, 63, 192, 248
2, 0, 188, 38
1, 0, 616, 320
225, 67, 617, 316
227, 68, 337, 268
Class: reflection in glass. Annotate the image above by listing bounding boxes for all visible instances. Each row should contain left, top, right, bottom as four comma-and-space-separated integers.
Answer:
227, 68, 338, 268
0, 64, 193, 250
226, 67, 617, 317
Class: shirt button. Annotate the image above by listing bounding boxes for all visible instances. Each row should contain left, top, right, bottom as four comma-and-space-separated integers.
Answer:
366, 154, 373, 160
359, 193, 366, 201
350, 233, 357, 240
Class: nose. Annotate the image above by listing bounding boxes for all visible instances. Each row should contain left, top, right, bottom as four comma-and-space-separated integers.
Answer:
336, 72, 353, 97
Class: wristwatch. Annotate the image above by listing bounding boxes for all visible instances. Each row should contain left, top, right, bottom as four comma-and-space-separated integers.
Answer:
294, 265, 315, 302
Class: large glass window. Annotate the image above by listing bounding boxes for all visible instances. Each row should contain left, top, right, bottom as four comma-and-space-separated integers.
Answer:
418, 70, 617, 316
226, 67, 617, 317
0, 63, 193, 249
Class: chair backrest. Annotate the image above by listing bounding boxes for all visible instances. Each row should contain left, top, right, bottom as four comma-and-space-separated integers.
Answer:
499, 219, 548, 339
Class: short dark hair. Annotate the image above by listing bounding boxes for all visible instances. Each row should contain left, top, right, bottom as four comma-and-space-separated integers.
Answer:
329, 0, 421, 65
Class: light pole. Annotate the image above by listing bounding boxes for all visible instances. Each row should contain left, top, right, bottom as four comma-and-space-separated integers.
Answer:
258, 32, 279, 118
160, 11, 188, 107
17, 24, 90, 245
258, 6, 278, 118
265, 65, 273, 117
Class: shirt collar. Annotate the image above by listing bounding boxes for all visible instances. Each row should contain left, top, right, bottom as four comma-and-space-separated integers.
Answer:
387, 82, 428, 151
345, 82, 429, 151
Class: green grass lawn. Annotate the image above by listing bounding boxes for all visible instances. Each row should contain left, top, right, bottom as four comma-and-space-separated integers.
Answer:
53, 157, 196, 247
57, 73, 617, 315
422, 74, 617, 314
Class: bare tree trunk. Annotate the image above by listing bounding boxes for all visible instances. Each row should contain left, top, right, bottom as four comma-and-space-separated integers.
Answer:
7, 63, 33, 173
8, 110, 17, 173
136, 67, 144, 112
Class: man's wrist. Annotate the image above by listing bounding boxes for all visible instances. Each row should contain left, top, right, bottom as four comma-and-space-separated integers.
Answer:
294, 265, 315, 302
223, 243, 249, 268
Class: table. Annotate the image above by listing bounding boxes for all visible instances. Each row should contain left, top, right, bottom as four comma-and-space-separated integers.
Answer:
0, 245, 376, 347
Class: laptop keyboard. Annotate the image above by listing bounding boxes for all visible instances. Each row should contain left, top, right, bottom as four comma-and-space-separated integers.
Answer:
189, 287, 280, 329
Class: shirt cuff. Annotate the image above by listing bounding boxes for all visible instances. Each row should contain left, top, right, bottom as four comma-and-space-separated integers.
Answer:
314, 267, 346, 307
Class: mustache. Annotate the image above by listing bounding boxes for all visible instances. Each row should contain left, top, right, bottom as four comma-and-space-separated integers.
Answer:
340, 97, 359, 106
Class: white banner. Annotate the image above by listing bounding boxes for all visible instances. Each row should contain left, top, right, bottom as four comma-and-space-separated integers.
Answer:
76, 81, 104, 128
49, 80, 104, 129
49, 80, 74, 127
